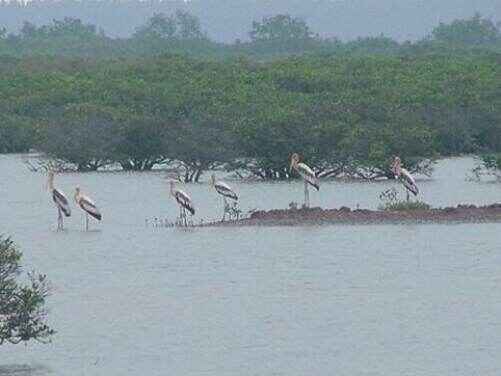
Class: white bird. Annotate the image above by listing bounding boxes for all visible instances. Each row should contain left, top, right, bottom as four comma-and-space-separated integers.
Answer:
170, 181, 195, 226
209, 173, 238, 221
47, 171, 71, 230
391, 156, 419, 200
74, 187, 102, 231
289, 153, 319, 208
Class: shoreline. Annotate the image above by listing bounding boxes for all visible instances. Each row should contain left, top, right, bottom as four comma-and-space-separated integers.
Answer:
198, 203, 501, 227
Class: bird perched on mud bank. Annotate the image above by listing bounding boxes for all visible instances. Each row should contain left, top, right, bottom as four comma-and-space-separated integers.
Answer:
391, 156, 419, 201
209, 173, 238, 221
289, 153, 319, 208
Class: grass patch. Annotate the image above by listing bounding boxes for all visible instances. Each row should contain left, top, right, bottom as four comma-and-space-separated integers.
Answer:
379, 200, 431, 211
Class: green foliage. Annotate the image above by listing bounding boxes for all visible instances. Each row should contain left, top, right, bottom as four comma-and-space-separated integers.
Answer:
250, 14, 313, 42
133, 11, 205, 41
379, 200, 431, 211
112, 117, 170, 171
0, 114, 34, 153
431, 13, 500, 45
480, 154, 501, 171
0, 237, 54, 345
0, 44, 500, 178
7, 18, 116, 58
175, 10, 204, 40
134, 13, 177, 40
37, 104, 118, 171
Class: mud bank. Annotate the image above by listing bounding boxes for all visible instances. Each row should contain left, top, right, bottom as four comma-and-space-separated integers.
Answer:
200, 203, 501, 226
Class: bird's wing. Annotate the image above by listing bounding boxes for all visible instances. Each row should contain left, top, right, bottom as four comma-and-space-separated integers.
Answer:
400, 168, 416, 184
53, 189, 71, 216
400, 168, 419, 195
297, 163, 320, 190
176, 190, 195, 215
215, 181, 238, 200
81, 194, 96, 206
176, 189, 191, 203
79, 195, 102, 220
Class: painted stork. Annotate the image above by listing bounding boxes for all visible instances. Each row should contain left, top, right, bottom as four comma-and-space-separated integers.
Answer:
289, 153, 319, 208
209, 173, 238, 221
170, 181, 195, 226
391, 156, 419, 201
47, 171, 71, 230
74, 187, 102, 231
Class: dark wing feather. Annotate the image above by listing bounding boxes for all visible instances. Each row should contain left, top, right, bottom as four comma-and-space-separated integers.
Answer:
52, 189, 71, 216
400, 169, 419, 196
175, 191, 195, 215
79, 197, 102, 220
297, 163, 320, 191
306, 179, 320, 191
403, 180, 419, 196
215, 182, 238, 200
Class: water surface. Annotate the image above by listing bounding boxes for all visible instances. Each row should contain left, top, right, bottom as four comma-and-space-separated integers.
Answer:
1, 155, 500, 376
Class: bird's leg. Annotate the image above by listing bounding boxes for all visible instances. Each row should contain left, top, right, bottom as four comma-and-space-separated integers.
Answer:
222, 197, 227, 221
57, 207, 62, 230
304, 180, 310, 208
406, 190, 410, 202
85, 213, 89, 231
183, 207, 187, 227
235, 202, 240, 220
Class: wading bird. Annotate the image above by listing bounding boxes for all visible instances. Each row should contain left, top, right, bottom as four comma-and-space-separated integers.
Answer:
47, 171, 71, 230
209, 173, 238, 221
74, 187, 102, 231
170, 181, 195, 226
391, 156, 419, 201
289, 153, 319, 208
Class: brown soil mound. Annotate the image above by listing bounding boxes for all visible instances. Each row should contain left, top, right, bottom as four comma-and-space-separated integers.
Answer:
200, 203, 501, 227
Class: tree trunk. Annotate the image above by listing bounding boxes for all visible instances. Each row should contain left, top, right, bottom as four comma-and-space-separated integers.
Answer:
193, 168, 203, 183
77, 162, 98, 172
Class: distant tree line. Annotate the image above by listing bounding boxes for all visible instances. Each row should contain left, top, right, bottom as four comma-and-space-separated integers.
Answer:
0, 0, 499, 42
1, 51, 500, 180
0, 13, 501, 59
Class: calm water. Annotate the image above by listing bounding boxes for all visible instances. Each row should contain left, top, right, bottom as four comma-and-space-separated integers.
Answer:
1, 155, 500, 376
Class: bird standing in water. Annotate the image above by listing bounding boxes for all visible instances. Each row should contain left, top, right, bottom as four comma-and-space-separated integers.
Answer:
47, 171, 71, 230
74, 187, 102, 231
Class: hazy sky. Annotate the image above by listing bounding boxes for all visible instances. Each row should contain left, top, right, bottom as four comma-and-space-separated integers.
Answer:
0, 0, 499, 41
